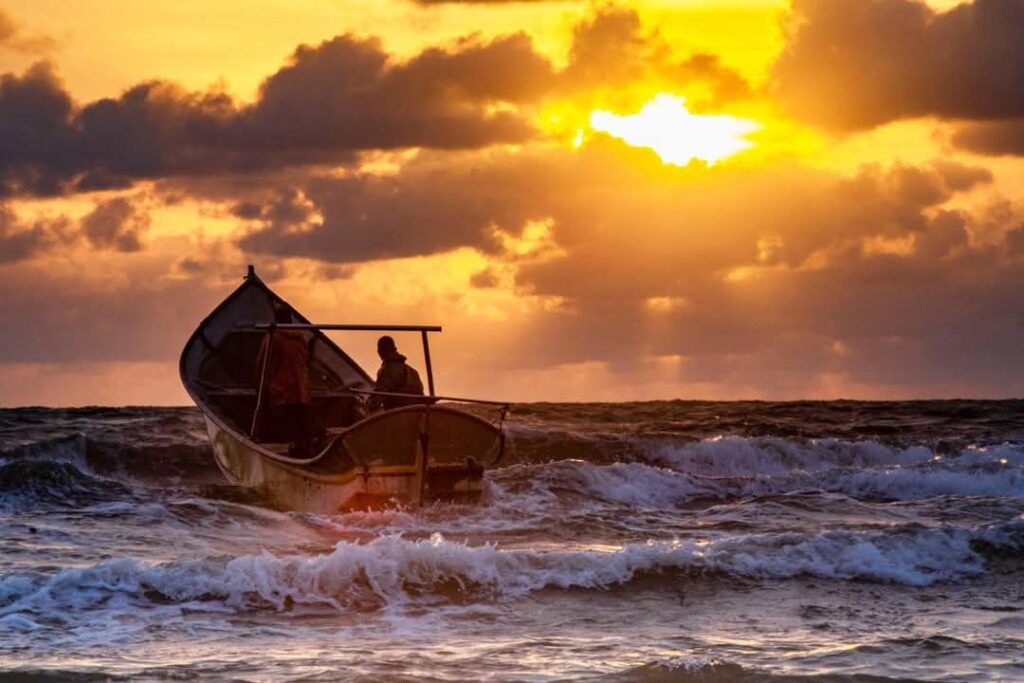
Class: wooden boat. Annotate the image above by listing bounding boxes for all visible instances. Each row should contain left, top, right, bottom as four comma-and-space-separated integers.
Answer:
179, 265, 507, 512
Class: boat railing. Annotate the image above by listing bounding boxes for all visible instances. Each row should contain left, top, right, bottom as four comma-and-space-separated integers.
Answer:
349, 388, 510, 408
351, 389, 511, 472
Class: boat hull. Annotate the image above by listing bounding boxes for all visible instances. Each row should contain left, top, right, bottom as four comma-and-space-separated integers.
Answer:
204, 413, 486, 513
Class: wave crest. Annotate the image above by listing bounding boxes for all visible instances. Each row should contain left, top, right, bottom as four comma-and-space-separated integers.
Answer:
3, 519, 1021, 623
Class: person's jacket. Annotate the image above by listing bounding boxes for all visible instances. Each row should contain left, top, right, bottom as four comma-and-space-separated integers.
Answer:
256, 330, 311, 406
375, 351, 424, 408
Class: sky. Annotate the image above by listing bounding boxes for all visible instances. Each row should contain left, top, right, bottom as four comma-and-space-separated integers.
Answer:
1, 0, 1024, 405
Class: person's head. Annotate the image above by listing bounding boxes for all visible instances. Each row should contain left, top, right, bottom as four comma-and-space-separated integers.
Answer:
377, 335, 397, 359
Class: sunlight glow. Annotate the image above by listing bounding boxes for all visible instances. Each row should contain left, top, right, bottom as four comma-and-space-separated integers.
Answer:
589, 94, 760, 166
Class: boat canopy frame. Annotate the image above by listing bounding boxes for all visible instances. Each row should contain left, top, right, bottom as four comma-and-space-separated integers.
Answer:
242, 320, 511, 478
245, 321, 443, 397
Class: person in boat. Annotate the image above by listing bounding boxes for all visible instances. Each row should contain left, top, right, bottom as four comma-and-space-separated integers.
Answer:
253, 306, 316, 456
372, 335, 425, 410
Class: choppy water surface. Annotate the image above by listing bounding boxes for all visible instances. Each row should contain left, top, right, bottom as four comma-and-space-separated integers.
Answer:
1, 401, 1022, 682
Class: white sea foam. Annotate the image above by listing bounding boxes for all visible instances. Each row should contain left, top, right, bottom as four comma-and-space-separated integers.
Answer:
514, 437, 1024, 507
533, 460, 708, 507
650, 436, 938, 476
499, 457, 1024, 511
2, 518, 1020, 624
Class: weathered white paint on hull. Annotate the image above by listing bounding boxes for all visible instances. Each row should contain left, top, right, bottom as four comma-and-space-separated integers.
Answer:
203, 416, 484, 513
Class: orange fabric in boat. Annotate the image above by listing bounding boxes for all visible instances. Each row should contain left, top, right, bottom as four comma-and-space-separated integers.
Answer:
257, 330, 311, 405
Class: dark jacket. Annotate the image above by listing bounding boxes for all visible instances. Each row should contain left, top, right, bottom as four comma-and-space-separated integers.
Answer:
375, 351, 424, 409
256, 330, 311, 406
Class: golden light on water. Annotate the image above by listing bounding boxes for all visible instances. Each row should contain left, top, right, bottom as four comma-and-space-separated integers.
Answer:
589, 94, 761, 166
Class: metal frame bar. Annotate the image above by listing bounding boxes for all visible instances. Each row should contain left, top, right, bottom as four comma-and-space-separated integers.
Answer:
421, 330, 435, 397
249, 323, 442, 332
250, 327, 275, 438
245, 322, 442, 396
350, 388, 509, 408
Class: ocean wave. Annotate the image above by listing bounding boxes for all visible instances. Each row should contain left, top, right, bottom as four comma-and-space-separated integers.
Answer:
600, 658, 933, 683
0, 430, 219, 510
649, 436, 940, 476
2, 518, 1020, 622
0, 458, 131, 511
489, 450, 1024, 512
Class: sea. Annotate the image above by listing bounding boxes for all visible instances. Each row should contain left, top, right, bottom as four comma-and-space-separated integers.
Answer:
0, 401, 1022, 682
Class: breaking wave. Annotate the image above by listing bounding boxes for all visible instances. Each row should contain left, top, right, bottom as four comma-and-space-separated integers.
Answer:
488, 438, 1024, 511
3, 430, 1021, 517
598, 659, 932, 683
3, 518, 1021, 626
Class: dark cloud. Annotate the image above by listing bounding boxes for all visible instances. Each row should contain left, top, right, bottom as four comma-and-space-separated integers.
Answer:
469, 268, 501, 288
671, 54, 752, 104
80, 197, 150, 252
916, 210, 968, 259
238, 157, 538, 262
952, 118, 1024, 156
0, 33, 547, 197
237, 146, 991, 268
388, 33, 556, 103
558, 7, 751, 105
0, 194, 153, 262
773, 0, 1024, 130
1005, 225, 1024, 257
241, 33, 546, 152
0, 62, 76, 196
230, 188, 316, 230
562, 6, 650, 87
0, 204, 71, 264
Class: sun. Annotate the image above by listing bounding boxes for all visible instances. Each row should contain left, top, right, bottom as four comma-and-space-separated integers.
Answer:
589, 94, 761, 166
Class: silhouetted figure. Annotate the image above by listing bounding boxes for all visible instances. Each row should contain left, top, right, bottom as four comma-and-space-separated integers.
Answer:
373, 335, 424, 410
253, 306, 315, 456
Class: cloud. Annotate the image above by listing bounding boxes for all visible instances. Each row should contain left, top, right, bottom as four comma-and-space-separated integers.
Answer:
0, 33, 548, 197
952, 118, 1024, 156
1, 143, 1020, 398
241, 33, 548, 151
237, 156, 537, 262
772, 0, 1024, 130
0, 194, 154, 263
559, 6, 751, 104
236, 139, 991, 267
0, 204, 71, 264
0, 62, 77, 196
0, 5, 759, 198
0, 9, 57, 55
80, 197, 150, 252
228, 138, 1023, 396
0, 11, 15, 42
562, 5, 650, 87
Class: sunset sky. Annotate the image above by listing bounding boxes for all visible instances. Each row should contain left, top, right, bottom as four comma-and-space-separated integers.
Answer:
2, 0, 1024, 405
